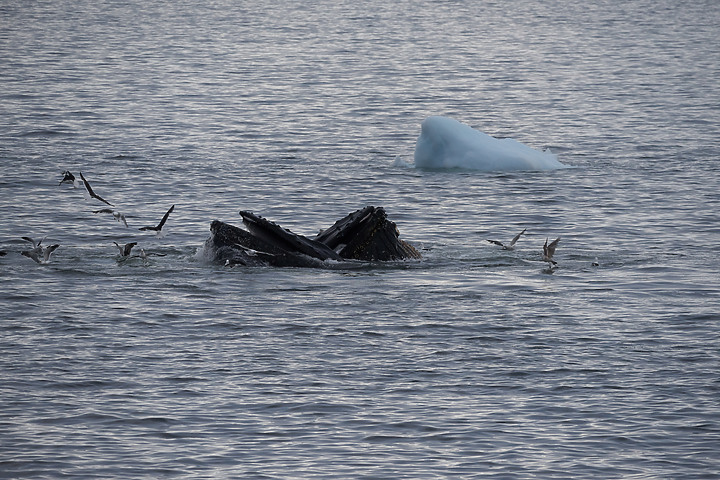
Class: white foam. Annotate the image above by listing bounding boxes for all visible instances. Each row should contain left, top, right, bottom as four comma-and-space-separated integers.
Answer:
392, 155, 414, 169
413, 116, 568, 171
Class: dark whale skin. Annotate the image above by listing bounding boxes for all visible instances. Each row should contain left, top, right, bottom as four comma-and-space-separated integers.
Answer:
205, 206, 420, 267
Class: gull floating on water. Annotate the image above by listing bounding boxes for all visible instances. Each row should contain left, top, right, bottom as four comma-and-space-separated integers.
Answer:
59, 170, 81, 188
79, 171, 113, 206
139, 204, 174, 237
94, 208, 128, 227
139, 247, 167, 262
113, 241, 137, 257
487, 228, 526, 250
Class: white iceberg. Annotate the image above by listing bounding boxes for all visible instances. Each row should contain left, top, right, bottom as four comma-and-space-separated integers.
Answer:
413, 116, 568, 171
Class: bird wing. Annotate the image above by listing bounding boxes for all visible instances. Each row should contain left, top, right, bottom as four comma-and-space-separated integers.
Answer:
21, 250, 41, 263
487, 239, 504, 247
119, 214, 128, 228
93, 209, 114, 214
156, 204, 175, 229
79, 171, 94, 195
509, 228, 526, 247
93, 192, 113, 207
79, 172, 113, 206
124, 242, 137, 256
21, 236, 37, 247
43, 244, 59, 262
59, 171, 74, 186
546, 237, 560, 258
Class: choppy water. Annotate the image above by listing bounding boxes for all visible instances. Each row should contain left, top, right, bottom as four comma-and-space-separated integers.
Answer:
2, 0, 719, 478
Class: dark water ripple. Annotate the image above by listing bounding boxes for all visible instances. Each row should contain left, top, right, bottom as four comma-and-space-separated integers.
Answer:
3, 0, 720, 478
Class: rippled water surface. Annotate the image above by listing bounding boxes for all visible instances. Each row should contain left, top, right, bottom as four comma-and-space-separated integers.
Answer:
2, 0, 719, 478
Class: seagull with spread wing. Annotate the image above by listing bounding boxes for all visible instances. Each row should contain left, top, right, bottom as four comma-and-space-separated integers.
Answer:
21, 241, 59, 264
21, 236, 46, 251
542, 237, 561, 267
113, 241, 137, 258
487, 228, 526, 250
139, 205, 175, 237
79, 171, 113, 206
94, 208, 128, 227
59, 170, 81, 188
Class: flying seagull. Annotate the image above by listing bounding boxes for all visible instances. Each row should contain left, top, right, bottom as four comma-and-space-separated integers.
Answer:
139, 205, 175, 237
59, 170, 81, 188
94, 208, 128, 227
79, 171, 113, 206
113, 241, 137, 257
542, 237, 561, 266
21, 243, 59, 264
487, 228, 526, 250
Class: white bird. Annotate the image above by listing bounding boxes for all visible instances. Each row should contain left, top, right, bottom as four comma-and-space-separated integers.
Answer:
139, 248, 166, 259
139, 205, 174, 237
94, 208, 128, 227
21, 236, 46, 250
59, 170, 81, 188
113, 241, 137, 257
542, 237, 561, 267
21, 243, 59, 264
79, 171, 113, 206
487, 228, 526, 250
138, 248, 167, 264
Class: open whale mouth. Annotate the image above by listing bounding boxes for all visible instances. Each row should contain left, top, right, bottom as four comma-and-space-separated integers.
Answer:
207, 206, 421, 267
314, 206, 420, 261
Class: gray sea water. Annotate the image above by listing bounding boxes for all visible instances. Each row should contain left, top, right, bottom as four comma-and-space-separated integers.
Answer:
2, 0, 719, 478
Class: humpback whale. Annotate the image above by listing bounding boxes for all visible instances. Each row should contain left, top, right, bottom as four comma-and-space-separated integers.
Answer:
204, 206, 421, 267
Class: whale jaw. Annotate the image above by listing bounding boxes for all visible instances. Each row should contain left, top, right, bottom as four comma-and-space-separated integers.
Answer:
315, 206, 421, 261
206, 206, 421, 267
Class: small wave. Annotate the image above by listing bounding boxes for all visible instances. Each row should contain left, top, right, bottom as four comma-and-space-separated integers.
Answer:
19, 129, 75, 137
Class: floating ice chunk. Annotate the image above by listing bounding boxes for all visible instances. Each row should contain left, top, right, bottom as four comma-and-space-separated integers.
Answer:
413, 116, 568, 171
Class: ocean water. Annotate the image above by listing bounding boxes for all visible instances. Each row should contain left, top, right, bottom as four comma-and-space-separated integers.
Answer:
1, 0, 719, 478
